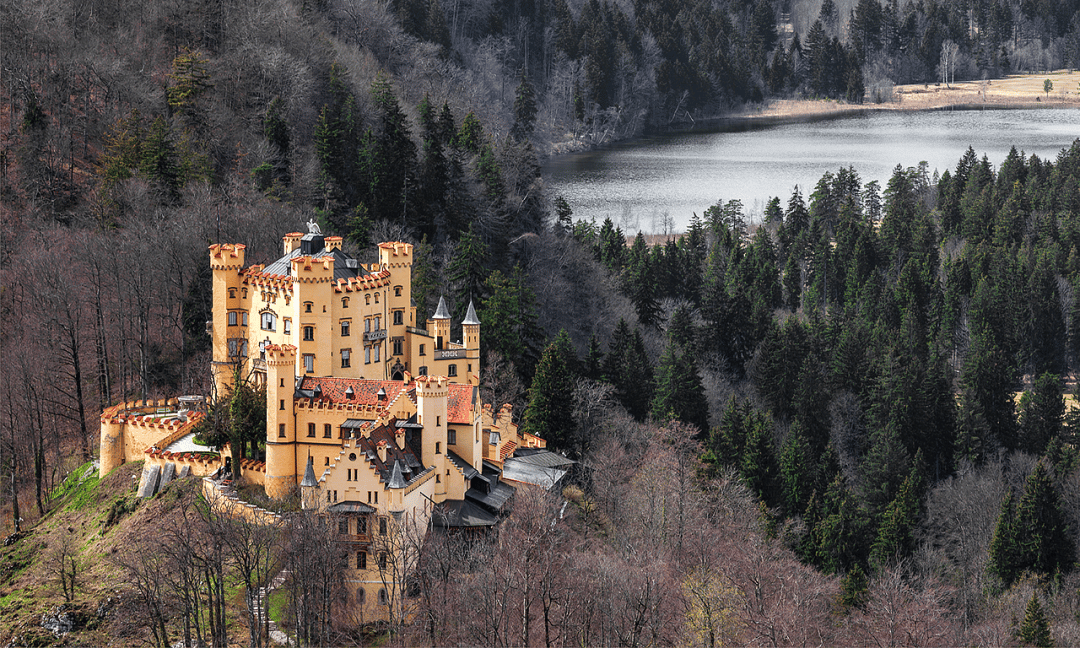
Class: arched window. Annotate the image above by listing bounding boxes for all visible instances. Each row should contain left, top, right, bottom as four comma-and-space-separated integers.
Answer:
342, 297, 349, 308
378, 588, 387, 605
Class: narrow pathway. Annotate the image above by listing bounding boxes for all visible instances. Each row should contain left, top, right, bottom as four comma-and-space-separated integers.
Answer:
249, 569, 292, 646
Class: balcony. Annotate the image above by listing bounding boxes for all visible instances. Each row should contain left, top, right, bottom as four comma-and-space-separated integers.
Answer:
364, 329, 388, 342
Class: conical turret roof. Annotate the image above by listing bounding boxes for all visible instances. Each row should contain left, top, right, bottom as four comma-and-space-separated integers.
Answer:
300, 457, 318, 487
463, 300, 480, 325
432, 296, 450, 319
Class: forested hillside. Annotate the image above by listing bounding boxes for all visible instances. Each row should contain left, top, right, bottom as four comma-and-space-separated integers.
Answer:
3, 0, 1080, 643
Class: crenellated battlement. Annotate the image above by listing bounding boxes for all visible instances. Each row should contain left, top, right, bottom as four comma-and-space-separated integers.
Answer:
291, 255, 335, 282
378, 241, 414, 268
209, 243, 246, 269
265, 344, 297, 365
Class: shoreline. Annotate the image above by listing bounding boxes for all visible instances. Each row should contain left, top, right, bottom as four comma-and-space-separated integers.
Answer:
547, 71, 1079, 155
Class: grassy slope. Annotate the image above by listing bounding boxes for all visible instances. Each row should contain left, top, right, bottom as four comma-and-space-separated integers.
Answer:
0, 463, 246, 646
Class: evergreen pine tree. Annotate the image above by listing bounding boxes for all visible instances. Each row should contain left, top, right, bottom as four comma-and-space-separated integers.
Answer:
1019, 592, 1054, 647
869, 464, 922, 568
624, 233, 660, 326
650, 342, 709, 434
522, 330, 578, 452
1017, 372, 1064, 455
741, 412, 778, 504
584, 334, 603, 381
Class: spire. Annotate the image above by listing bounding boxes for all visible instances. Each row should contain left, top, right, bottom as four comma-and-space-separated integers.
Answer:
463, 300, 480, 325
387, 460, 407, 489
300, 456, 318, 487
433, 296, 450, 320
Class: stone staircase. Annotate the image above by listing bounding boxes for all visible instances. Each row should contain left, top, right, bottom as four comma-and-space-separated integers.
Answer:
249, 568, 292, 646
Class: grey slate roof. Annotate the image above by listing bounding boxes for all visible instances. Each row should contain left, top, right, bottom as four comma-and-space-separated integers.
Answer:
432, 296, 450, 319
446, 450, 479, 480
466, 481, 515, 513
261, 244, 364, 282
462, 300, 480, 325
386, 460, 408, 489
507, 449, 576, 468
432, 499, 499, 528
300, 459, 318, 487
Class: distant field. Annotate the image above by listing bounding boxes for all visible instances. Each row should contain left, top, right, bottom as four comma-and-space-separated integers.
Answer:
746, 70, 1080, 121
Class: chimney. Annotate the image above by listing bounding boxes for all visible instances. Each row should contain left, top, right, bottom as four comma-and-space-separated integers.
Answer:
283, 232, 303, 255
395, 429, 406, 450
377, 439, 388, 463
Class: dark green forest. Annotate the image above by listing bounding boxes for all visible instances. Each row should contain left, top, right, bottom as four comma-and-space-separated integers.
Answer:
3, 0, 1080, 643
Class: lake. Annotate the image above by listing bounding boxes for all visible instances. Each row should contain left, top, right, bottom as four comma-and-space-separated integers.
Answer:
542, 108, 1079, 233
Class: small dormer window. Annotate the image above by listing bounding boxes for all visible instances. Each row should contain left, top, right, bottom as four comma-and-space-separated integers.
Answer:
345, 386, 355, 399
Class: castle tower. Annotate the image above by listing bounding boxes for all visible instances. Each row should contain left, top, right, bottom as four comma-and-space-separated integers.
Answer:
209, 243, 247, 398
415, 375, 449, 499
428, 296, 451, 350
290, 249, 334, 377
462, 300, 481, 386
265, 344, 298, 499
99, 411, 125, 477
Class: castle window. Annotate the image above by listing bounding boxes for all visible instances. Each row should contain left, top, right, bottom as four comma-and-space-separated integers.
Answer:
341, 320, 350, 336
365, 295, 370, 305
324, 423, 332, 438
393, 311, 403, 326
228, 312, 237, 326
308, 423, 316, 437
394, 286, 402, 297
374, 316, 381, 330
358, 515, 368, 535
242, 288, 248, 299
304, 302, 313, 313
489, 430, 499, 445
418, 366, 427, 376
303, 326, 314, 341
373, 344, 380, 362
393, 340, 402, 356
303, 354, 314, 373
379, 517, 387, 536
338, 519, 348, 535
378, 588, 387, 605
378, 553, 387, 570
342, 297, 349, 309
448, 429, 456, 445
279, 399, 285, 410
448, 364, 457, 377
419, 344, 425, 356
283, 319, 292, 335
365, 319, 371, 333
435, 442, 441, 454
261, 312, 276, 331
436, 474, 440, 483
364, 346, 371, 364
325, 457, 329, 465
341, 348, 351, 368
357, 551, 367, 569
278, 424, 285, 438
229, 288, 236, 299
242, 312, 248, 326
374, 293, 379, 303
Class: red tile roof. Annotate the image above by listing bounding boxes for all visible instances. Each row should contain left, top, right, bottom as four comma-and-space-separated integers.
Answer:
447, 384, 478, 425
299, 377, 409, 406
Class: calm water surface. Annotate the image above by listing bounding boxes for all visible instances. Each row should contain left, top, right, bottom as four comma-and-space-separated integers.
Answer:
543, 108, 1079, 232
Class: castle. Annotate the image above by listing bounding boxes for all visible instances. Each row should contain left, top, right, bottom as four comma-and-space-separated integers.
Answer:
100, 228, 545, 620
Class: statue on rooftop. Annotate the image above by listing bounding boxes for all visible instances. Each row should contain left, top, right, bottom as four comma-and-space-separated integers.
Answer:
306, 218, 322, 235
